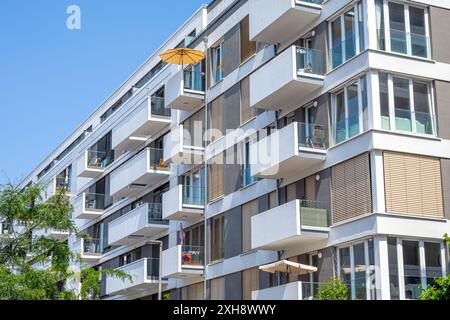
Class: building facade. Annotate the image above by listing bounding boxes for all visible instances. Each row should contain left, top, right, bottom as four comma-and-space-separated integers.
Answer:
19, 0, 450, 300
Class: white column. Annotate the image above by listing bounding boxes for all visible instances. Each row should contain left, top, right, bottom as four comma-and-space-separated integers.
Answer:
370, 150, 386, 214
374, 236, 391, 300
364, 0, 378, 50
367, 70, 380, 130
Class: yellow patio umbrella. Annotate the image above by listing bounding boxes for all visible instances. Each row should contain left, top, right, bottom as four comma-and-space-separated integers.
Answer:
159, 48, 205, 66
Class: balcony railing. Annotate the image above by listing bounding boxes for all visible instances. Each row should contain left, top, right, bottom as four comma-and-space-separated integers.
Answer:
55, 175, 71, 191
182, 185, 205, 207
83, 238, 102, 255
182, 124, 205, 149
298, 199, 329, 228
381, 108, 435, 135
298, 122, 328, 150
377, 28, 429, 59
145, 257, 161, 280
151, 96, 171, 117
180, 245, 204, 268
148, 148, 170, 171
84, 193, 105, 211
300, 0, 323, 4
296, 46, 325, 76
147, 203, 167, 224
87, 150, 114, 169
183, 70, 206, 92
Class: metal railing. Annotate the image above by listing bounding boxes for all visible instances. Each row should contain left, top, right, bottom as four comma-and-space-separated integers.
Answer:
86, 150, 114, 169
298, 122, 328, 150
147, 203, 168, 225
146, 257, 161, 280
83, 238, 102, 255
180, 245, 204, 267
148, 148, 170, 171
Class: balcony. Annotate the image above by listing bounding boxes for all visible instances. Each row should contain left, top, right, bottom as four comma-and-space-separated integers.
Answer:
73, 238, 103, 263
249, 0, 323, 44
77, 150, 114, 178
0, 222, 11, 238
162, 245, 204, 279
109, 148, 170, 199
165, 69, 205, 111
108, 203, 169, 246
162, 185, 205, 221
73, 192, 105, 220
252, 281, 317, 300
105, 258, 166, 296
251, 199, 329, 251
33, 228, 69, 241
164, 124, 204, 165
250, 46, 325, 111
112, 96, 171, 154
251, 122, 327, 179
44, 175, 71, 201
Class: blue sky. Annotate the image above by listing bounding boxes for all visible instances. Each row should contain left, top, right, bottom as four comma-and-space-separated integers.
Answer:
0, 0, 207, 184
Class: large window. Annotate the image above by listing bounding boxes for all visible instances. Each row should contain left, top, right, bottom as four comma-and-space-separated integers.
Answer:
338, 239, 376, 300
388, 238, 446, 300
329, 1, 365, 69
375, 1, 429, 59
332, 75, 368, 145
379, 73, 435, 135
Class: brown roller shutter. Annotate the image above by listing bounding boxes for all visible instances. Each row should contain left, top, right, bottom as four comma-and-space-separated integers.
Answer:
331, 153, 372, 224
384, 152, 444, 217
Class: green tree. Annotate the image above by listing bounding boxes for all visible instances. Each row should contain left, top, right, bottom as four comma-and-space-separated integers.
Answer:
0, 183, 130, 300
418, 234, 450, 300
314, 277, 349, 300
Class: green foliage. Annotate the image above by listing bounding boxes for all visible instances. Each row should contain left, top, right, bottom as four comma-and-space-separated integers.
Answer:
314, 277, 349, 300
0, 183, 129, 300
444, 233, 450, 246
162, 293, 172, 300
418, 276, 450, 300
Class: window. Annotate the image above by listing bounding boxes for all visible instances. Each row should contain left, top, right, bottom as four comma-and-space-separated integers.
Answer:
210, 40, 224, 86
383, 152, 444, 218
182, 167, 205, 207
379, 72, 435, 135
183, 109, 205, 149
329, 1, 365, 69
55, 165, 72, 191
181, 223, 204, 247
184, 61, 205, 92
208, 153, 224, 202
240, 16, 256, 63
242, 268, 259, 300
210, 214, 224, 262
242, 200, 258, 253
376, 1, 429, 59
87, 132, 115, 169
338, 239, 377, 300
208, 94, 224, 144
389, 238, 445, 300
332, 76, 368, 144
240, 76, 255, 125
210, 277, 225, 300
241, 139, 258, 187
100, 89, 133, 123
269, 191, 278, 209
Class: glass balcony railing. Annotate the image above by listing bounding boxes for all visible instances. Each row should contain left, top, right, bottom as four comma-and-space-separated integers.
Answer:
55, 175, 71, 191
83, 238, 102, 255
151, 96, 171, 117
392, 108, 434, 135
147, 203, 168, 225
182, 185, 205, 207
182, 125, 205, 149
148, 148, 170, 171
84, 193, 105, 211
298, 199, 329, 228
242, 166, 258, 187
146, 257, 161, 280
87, 150, 114, 169
180, 245, 204, 268
377, 29, 429, 59
184, 70, 206, 92
296, 46, 325, 76
298, 122, 328, 150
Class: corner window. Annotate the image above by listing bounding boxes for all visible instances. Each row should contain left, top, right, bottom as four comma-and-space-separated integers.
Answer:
329, 1, 365, 69
378, 72, 435, 135
332, 76, 368, 145
376, 1, 430, 59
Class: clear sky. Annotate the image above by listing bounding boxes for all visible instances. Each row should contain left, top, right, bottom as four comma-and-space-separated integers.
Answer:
0, 0, 207, 184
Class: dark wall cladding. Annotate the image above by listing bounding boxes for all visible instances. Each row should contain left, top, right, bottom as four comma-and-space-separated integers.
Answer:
435, 81, 450, 140
224, 206, 242, 259
223, 23, 241, 77
223, 83, 241, 130
429, 6, 450, 64
225, 271, 243, 300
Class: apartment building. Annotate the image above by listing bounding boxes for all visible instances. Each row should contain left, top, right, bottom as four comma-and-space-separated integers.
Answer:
19, 0, 450, 300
